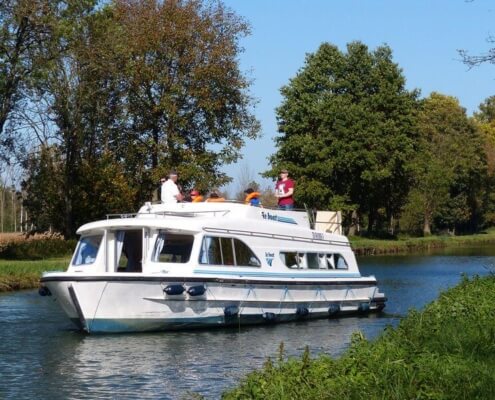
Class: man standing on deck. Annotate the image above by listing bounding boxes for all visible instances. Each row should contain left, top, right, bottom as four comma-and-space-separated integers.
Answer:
161, 171, 184, 203
275, 169, 295, 210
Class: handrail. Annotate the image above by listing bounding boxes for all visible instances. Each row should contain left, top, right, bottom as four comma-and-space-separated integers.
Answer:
202, 226, 350, 247
106, 209, 231, 219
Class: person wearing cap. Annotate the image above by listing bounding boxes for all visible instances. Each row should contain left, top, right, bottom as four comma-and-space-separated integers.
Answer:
161, 171, 184, 203
244, 188, 261, 207
275, 168, 295, 210
190, 189, 203, 203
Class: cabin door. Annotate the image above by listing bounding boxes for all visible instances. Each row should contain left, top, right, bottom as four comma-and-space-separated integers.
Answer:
115, 229, 143, 272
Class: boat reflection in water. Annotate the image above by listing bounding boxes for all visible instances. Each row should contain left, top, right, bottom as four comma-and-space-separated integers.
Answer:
39, 202, 386, 333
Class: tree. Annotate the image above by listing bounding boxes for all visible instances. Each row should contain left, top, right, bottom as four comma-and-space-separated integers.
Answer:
19, 2, 124, 236
459, 36, 495, 68
472, 95, 495, 226
112, 0, 260, 193
267, 42, 418, 233
0, 0, 96, 137
21, 0, 260, 236
1, 0, 43, 135
405, 93, 487, 235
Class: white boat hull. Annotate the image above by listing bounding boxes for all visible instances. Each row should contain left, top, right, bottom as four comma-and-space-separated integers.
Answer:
39, 202, 387, 333
40, 274, 386, 333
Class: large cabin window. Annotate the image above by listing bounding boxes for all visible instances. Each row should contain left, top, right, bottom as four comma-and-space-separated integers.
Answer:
73, 235, 103, 266
153, 231, 194, 263
199, 236, 260, 267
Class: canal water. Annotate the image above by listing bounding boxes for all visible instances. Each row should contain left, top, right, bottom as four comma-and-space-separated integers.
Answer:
1, 247, 494, 399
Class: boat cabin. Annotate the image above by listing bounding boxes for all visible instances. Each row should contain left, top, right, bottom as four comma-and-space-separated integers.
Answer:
67, 202, 358, 278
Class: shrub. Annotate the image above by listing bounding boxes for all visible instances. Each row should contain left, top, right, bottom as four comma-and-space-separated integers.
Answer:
0, 238, 76, 260
223, 275, 495, 399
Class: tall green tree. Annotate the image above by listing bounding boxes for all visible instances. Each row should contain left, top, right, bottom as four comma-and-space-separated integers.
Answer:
268, 42, 418, 233
405, 93, 487, 235
472, 95, 495, 226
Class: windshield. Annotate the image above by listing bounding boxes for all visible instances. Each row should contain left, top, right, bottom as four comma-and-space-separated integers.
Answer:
72, 235, 103, 266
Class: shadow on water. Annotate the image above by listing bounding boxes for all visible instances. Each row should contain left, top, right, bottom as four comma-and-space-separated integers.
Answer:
1, 247, 494, 399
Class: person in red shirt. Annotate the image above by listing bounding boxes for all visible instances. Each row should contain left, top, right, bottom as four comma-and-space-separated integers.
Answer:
275, 169, 295, 210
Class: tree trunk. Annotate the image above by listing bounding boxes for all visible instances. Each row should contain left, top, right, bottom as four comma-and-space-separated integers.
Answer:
367, 209, 375, 234
389, 215, 395, 235
347, 209, 359, 236
423, 212, 432, 236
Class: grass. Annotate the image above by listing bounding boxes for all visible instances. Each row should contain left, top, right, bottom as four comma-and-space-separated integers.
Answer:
0, 258, 70, 292
0, 233, 73, 291
350, 228, 495, 255
222, 274, 495, 399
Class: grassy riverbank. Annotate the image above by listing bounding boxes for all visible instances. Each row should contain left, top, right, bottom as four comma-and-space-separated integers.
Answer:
222, 274, 495, 399
0, 258, 69, 292
0, 233, 74, 292
350, 228, 495, 255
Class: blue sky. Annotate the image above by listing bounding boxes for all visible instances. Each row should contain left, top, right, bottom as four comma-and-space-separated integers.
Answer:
220, 0, 495, 195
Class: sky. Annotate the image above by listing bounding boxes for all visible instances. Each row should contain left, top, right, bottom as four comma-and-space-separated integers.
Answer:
220, 0, 495, 195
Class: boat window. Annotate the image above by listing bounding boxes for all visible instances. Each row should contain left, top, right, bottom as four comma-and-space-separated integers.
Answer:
234, 239, 261, 267
200, 236, 261, 267
334, 253, 349, 269
280, 252, 302, 269
319, 253, 334, 269
306, 253, 319, 269
281, 251, 347, 270
200, 236, 222, 264
153, 231, 194, 263
221, 238, 235, 265
73, 235, 103, 266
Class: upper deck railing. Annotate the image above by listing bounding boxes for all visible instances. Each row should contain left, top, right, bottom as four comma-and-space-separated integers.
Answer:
104, 200, 343, 234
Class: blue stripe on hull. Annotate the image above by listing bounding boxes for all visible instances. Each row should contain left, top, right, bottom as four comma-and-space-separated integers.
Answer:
192, 269, 362, 279
82, 308, 382, 334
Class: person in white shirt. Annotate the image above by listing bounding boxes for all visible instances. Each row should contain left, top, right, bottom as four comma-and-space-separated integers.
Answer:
161, 171, 183, 203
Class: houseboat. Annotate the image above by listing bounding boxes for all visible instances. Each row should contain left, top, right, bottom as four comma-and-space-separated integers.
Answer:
39, 201, 386, 333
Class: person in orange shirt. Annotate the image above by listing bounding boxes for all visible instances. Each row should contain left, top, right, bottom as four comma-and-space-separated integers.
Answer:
205, 191, 225, 202
244, 188, 261, 206
190, 190, 203, 202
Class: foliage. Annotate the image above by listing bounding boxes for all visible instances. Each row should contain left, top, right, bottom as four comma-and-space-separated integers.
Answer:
350, 227, 495, 255
0, 238, 75, 260
0, 183, 23, 232
267, 42, 418, 233
472, 96, 495, 226
15, 0, 259, 237
1, 0, 73, 136
112, 0, 260, 187
223, 275, 495, 399
403, 93, 487, 235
